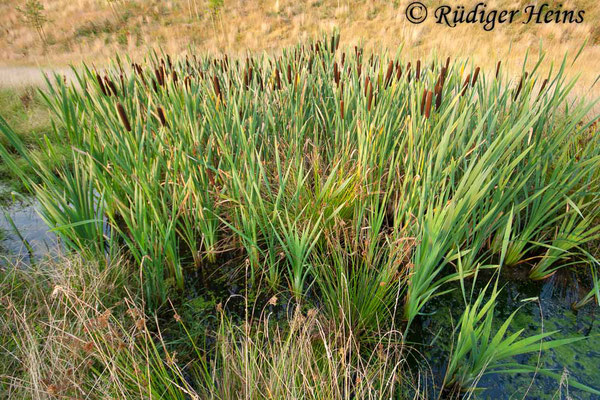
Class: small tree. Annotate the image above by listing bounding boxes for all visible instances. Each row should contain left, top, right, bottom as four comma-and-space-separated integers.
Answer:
16, 0, 48, 46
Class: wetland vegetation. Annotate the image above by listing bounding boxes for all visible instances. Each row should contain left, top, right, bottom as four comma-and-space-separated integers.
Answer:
1, 35, 600, 399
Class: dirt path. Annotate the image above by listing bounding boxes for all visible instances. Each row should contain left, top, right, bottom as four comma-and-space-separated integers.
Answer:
0, 66, 77, 87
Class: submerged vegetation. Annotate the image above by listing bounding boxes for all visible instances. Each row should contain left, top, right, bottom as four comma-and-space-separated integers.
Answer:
1, 34, 600, 398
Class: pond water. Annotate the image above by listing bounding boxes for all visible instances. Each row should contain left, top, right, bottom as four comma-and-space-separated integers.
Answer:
0, 197, 58, 265
417, 269, 600, 399
0, 195, 598, 398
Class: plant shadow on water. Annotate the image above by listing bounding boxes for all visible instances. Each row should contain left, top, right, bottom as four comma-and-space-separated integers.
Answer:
413, 267, 600, 399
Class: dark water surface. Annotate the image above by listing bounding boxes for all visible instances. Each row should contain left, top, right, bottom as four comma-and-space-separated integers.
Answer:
0, 197, 58, 264
417, 269, 600, 399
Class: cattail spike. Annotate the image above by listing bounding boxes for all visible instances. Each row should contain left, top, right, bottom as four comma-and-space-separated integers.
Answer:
116, 102, 131, 132
105, 77, 117, 97
461, 74, 471, 96
96, 73, 108, 96
514, 72, 528, 100
472, 67, 480, 86
157, 106, 167, 127
213, 75, 222, 99
275, 68, 281, 90
425, 91, 433, 119
385, 60, 393, 88
333, 62, 340, 85
396, 63, 402, 81
538, 78, 548, 98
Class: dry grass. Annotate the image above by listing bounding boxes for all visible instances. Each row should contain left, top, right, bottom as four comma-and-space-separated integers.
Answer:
0, 255, 426, 399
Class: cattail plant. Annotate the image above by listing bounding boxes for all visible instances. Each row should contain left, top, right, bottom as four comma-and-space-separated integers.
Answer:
213, 74, 222, 100
472, 66, 480, 86
420, 88, 427, 115
538, 78, 548, 98
96, 72, 108, 96
514, 72, 528, 100
367, 82, 374, 111
385, 60, 393, 88
434, 83, 442, 109
461, 74, 471, 96
0, 37, 598, 398
105, 77, 118, 97
333, 62, 340, 86
424, 90, 433, 118
116, 102, 132, 132
157, 106, 167, 127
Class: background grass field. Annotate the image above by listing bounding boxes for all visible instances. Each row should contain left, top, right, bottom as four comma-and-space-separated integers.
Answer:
2, 0, 600, 97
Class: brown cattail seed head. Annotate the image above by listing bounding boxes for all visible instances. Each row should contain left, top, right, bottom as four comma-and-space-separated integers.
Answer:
275, 68, 281, 90
105, 77, 118, 96
96, 73, 108, 96
116, 102, 132, 132
472, 67, 480, 86
385, 60, 394, 87
213, 75, 222, 99
157, 106, 167, 127
514, 72, 527, 100
461, 74, 471, 96
538, 78, 548, 98
333, 62, 340, 85
425, 90, 433, 119
396, 63, 402, 81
